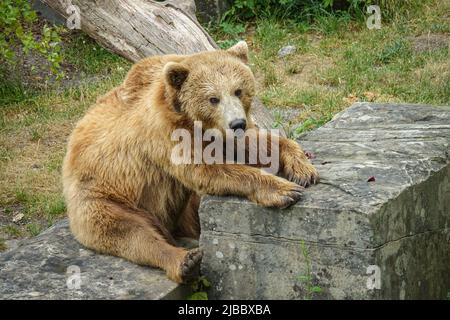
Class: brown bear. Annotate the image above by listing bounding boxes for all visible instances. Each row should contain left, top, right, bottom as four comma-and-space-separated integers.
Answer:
62, 41, 318, 283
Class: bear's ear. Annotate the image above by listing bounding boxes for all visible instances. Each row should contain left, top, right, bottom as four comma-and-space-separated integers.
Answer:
163, 62, 189, 90
226, 41, 249, 64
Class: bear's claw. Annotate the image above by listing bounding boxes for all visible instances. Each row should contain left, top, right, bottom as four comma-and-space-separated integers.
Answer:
180, 248, 203, 283
250, 177, 305, 209
284, 160, 319, 187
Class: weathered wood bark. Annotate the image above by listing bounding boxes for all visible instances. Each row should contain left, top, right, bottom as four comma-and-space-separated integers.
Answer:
41, 0, 218, 62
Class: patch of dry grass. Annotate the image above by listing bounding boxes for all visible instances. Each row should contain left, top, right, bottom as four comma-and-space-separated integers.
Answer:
0, 33, 129, 242
240, 0, 449, 137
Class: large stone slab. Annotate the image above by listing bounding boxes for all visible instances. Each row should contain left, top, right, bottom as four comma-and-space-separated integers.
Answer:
199, 102, 450, 299
0, 220, 189, 299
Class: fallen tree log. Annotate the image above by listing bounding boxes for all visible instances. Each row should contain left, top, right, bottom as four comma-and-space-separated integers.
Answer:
41, 0, 218, 62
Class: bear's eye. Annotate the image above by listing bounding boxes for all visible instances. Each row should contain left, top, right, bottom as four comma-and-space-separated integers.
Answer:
209, 97, 220, 105
235, 89, 242, 97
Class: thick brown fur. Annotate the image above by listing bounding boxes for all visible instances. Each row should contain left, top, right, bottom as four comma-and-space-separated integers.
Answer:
62, 42, 318, 283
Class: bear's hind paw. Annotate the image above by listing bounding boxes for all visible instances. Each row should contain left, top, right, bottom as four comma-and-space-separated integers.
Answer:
179, 248, 203, 284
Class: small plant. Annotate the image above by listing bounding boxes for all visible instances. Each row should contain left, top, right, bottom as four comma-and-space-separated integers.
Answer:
294, 115, 332, 136
187, 276, 211, 300
272, 111, 284, 130
285, 60, 303, 74
26, 223, 42, 236
0, 0, 63, 76
3, 225, 23, 238
262, 65, 279, 87
30, 127, 42, 142
272, 111, 298, 140
208, 19, 245, 49
297, 240, 322, 300
15, 189, 30, 203
47, 197, 66, 216
219, 21, 246, 37
378, 39, 410, 64
0, 239, 6, 252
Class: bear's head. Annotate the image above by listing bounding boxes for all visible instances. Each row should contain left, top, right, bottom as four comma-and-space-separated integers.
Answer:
163, 41, 255, 134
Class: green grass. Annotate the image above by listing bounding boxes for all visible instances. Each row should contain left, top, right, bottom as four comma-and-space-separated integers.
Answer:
311, 10, 352, 35
0, 80, 30, 105
0, 32, 130, 239
26, 223, 42, 236
63, 32, 126, 74
0, 78, 126, 238
2, 225, 23, 238
206, 20, 246, 49
13, 189, 65, 218
297, 240, 322, 300
211, 0, 449, 132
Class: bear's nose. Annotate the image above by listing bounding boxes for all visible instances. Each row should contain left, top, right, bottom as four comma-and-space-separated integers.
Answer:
229, 119, 247, 131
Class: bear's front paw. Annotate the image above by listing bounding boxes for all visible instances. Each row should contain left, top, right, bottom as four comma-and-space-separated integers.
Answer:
249, 177, 304, 209
283, 156, 319, 187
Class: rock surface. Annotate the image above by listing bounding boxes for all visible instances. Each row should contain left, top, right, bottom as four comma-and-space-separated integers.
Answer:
1, 102, 448, 300
278, 45, 296, 58
0, 220, 189, 299
195, 0, 233, 23
199, 102, 450, 299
